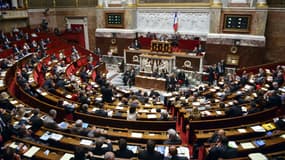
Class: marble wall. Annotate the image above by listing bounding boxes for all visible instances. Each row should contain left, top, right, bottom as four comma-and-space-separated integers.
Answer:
136, 8, 210, 36
265, 9, 285, 62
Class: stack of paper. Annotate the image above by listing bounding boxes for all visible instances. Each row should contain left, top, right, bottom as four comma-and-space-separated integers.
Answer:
23, 146, 40, 158
177, 146, 190, 159
80, 139, 93, 146
60, 153, 74, 160
216, 111, 222, 115
248, 153, 268, 160
240, 142, 256, 149
280, 134, 285, 139
251, 125, 266, 132
9, 142, 18, 149
50, 133, 63, 141
237, 128, 247, 133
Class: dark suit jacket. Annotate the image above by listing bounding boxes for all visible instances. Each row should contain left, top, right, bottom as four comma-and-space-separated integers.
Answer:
115, 149, 135, 158
102, 87, 113, 103
30, 115, 43, 132
0, 99, 14, 111
138, 150, 164, 160
169, 155, 188, 160
226, 105, 243, 117
91, 143, 112, 155
94, 109, 107, 117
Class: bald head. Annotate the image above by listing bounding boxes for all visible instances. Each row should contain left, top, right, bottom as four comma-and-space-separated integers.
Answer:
104, 151, 115, 160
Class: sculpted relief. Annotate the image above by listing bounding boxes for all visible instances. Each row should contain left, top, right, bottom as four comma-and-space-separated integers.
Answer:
137, 10, 210, 34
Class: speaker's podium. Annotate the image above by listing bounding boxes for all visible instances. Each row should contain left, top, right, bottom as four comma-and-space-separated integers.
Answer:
135, 75, 166, 91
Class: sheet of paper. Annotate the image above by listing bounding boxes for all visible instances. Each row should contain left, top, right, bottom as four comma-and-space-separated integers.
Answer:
40, 131, 51, 141
228, 141, 238, 148
50, 133, 63, 141
147, 114, 157, 119
80, 139, 93, 146
240, 142, 256, 149
251, 125, 266, 132
9, 142, 18, 149
248, 153, 268, 160
60, 153, 74, 160
237, 128, 247, 133
131, 132, 143, 138
23, 146, 40, 158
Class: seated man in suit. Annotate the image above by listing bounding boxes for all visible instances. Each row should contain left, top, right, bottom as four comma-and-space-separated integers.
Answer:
225, 101, 243, 117
207, 129, 225, 144
138, 140, 164, 160
94, 102, 107, 117
114, 138, 135, 158
206, 135, 237, 160
69, 119, 88, 136
88, 137, 113, 156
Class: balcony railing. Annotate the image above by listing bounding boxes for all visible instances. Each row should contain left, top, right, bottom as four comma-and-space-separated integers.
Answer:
28, 0, 98, 8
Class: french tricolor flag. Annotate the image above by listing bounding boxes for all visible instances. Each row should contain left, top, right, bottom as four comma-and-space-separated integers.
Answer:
173, 12, 179, 33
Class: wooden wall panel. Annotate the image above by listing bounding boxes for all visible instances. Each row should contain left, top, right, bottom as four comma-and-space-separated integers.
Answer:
205, 44, 265, 67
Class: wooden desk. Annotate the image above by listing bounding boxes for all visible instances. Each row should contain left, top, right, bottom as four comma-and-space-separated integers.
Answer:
135, 75, 166, 91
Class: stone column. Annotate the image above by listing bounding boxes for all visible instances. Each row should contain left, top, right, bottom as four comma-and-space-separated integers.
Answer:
256, 0, 267, 8
11, 0, 18, 8
18, 0, 24, 8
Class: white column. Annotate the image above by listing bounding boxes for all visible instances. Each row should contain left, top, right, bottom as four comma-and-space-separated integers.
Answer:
199, 57, 203, 73
18, 0, 24, 8
98, 0, 104, 7
11, 0, 18, 8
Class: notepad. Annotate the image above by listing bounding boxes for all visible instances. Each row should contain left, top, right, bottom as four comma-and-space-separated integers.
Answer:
23, 146, 40, 158
60, 153, 74, 160
80, 139, 93, 146
237, 128, 247, 133
131, 132, 143, 138
248, 153, 268, 160
251, 125, 266, 132
240, 142, 256, 149
228, 141, 238, 148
